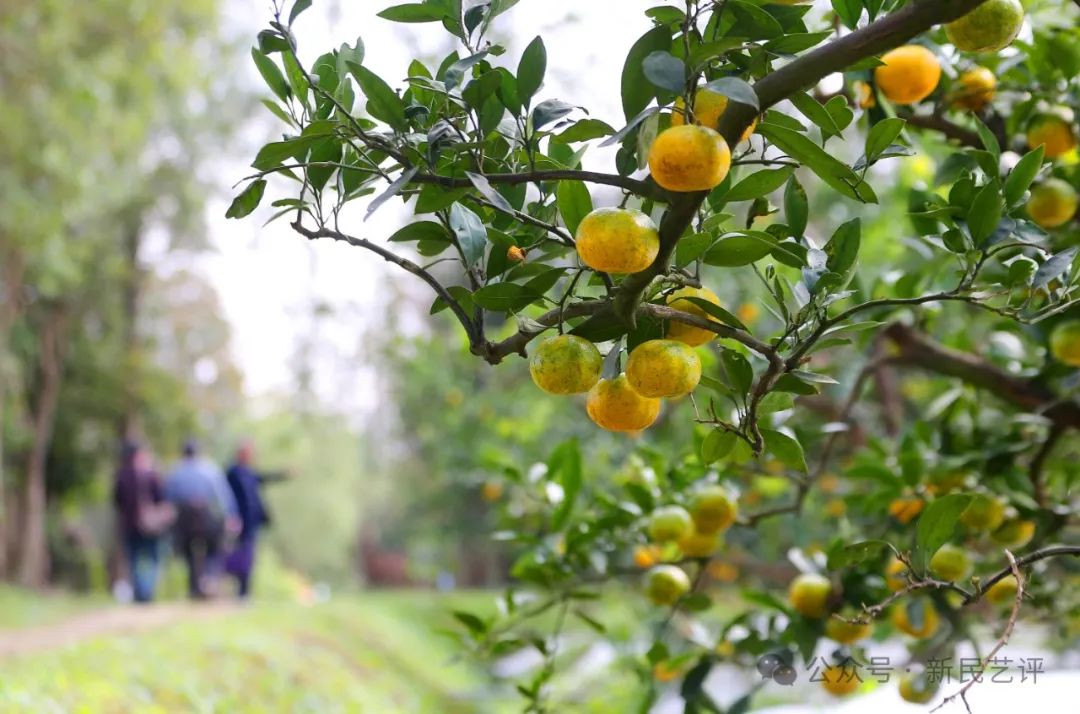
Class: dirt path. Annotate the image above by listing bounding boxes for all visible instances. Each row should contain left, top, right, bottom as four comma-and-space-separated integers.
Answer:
0, 601, 236, 659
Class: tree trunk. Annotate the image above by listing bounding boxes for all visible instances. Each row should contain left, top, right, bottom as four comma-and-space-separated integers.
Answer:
15, 306, 67, 588
0, 250, 26, 579
119, 219, 143, 442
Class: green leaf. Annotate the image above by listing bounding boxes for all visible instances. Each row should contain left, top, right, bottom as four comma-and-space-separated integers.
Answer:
973, 116, 1000, 162
1033, 247, 1078, 289
912, 493, 973, 573
1004, 146, 1045, 206
761, 429, 807, 474
757, 123, 877, 203
452, 610, 488, 636
532, 99, 574, 129
552, 119, 615, 144
621, 26, 672, 120
517, 36, 546, 108
471, 282, 540, 311
827, 540, 890, 570
680, 296, 749, 331
766, 31, 831, 55
790, 92, 841, 138
967, 179, 1003, 245
289, 0, 313, 25
721, 350, 753, 395
389, 220, 448, 243
702, 77, 759, 111
348, 62, 408, 131
226, 180, 267, 219
642, 51, 686, 94
831, 0, 862, 29
257, 30, 291, 54
466, 172, 514, 214
784, 176, 808, 237
703, 231, 778, 267
727, 0, 783, 40
366, 167, 418, 219
556, 181, 593, 236
378, 4, 448, 22
251, 49, 290, 101
825, 218, 861, 277
725, 167, 795, 203
865, 118, 906, 161
449, 202, 487, 266
702, 429, 738, 464
600, 106, 660, 148
549, 439, 582, 531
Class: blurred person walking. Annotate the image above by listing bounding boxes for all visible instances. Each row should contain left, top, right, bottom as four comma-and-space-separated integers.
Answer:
225, 440, 282, 599
164, 440, 236, 599
112, 441, 174, 603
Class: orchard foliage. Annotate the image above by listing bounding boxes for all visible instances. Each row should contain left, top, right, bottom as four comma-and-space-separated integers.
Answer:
236, 0, 1080, 710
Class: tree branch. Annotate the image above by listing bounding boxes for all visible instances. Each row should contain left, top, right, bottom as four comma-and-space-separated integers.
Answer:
963, 545, 1080, 603
481, 299, 775, 364
882, 322, 1080, 429
1027, 423, 1064, 508
412, 170, 669, 203
904, 113, 985, 149
289, 221, 484, 351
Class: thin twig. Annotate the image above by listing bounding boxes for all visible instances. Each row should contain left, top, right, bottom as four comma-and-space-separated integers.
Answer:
932, 552, 1025, 714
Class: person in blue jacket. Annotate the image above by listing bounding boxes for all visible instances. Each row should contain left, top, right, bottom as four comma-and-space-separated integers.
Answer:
224, 440, 282, 598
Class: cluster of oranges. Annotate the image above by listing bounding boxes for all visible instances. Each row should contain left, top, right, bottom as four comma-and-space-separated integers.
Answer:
528, 86, 757, 430
872, 0, 1077, 230
530, 207, 727, 431
634, 486, 739, 605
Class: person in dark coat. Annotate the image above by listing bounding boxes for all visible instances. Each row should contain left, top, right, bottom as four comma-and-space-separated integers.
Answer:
224, 440, 280, 598
112, 441, 167, 603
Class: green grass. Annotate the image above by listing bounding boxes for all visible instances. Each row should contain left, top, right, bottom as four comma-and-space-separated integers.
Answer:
0, 592, 512, 713
0, 585, 106, 629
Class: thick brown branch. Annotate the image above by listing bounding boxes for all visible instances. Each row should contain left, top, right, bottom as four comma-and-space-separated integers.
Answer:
905, 113, 985, 149
883, 322, 1080, 429
412, 170, 669, 203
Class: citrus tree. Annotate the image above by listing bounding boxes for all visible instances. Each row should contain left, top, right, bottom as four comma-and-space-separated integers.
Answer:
233, 0, 1080, 710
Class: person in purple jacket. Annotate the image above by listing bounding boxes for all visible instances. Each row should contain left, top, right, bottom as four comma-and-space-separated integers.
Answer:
224, 440, 283, 598
113, 441, 167, 603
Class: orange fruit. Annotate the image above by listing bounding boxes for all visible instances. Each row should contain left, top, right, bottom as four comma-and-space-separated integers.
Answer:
673, 89, 757, 142
1050, 320, 1080, 367
626, 339, 702, 398
892, 600, 940, 639
929, 544, 972, 582
992, 519, 1036, 549
898, 673, 937, 704
875, 45, 942, 105
820, 663, 861, 696
788, 573, 832, 618
506, 245, 526, 262
1027, 178, 1078, 229
481, 481, 503, 502
633, 544, 662, 569
665, 286, 722, 347
677, 527, 720, 558
647, 505, 693, 542
825, 616, 873, 645
575, 207, 660, 274
648, 125, 731, 192
853, 80, 876, 109
960, 495, 1006, 531
945, 0, 1024, 53
986, 574, 1019, 606
888, 497, 924, 524
586, 374, 662, 432
644, 564, 691, 606
885, 557, 910, 592
529, 334, 602, 395
953, 67, 996, 111
689, 486, 737, 535
1027, 115, 1078, 159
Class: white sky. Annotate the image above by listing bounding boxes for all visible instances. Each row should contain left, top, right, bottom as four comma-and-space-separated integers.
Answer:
202, 0, 673, 416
